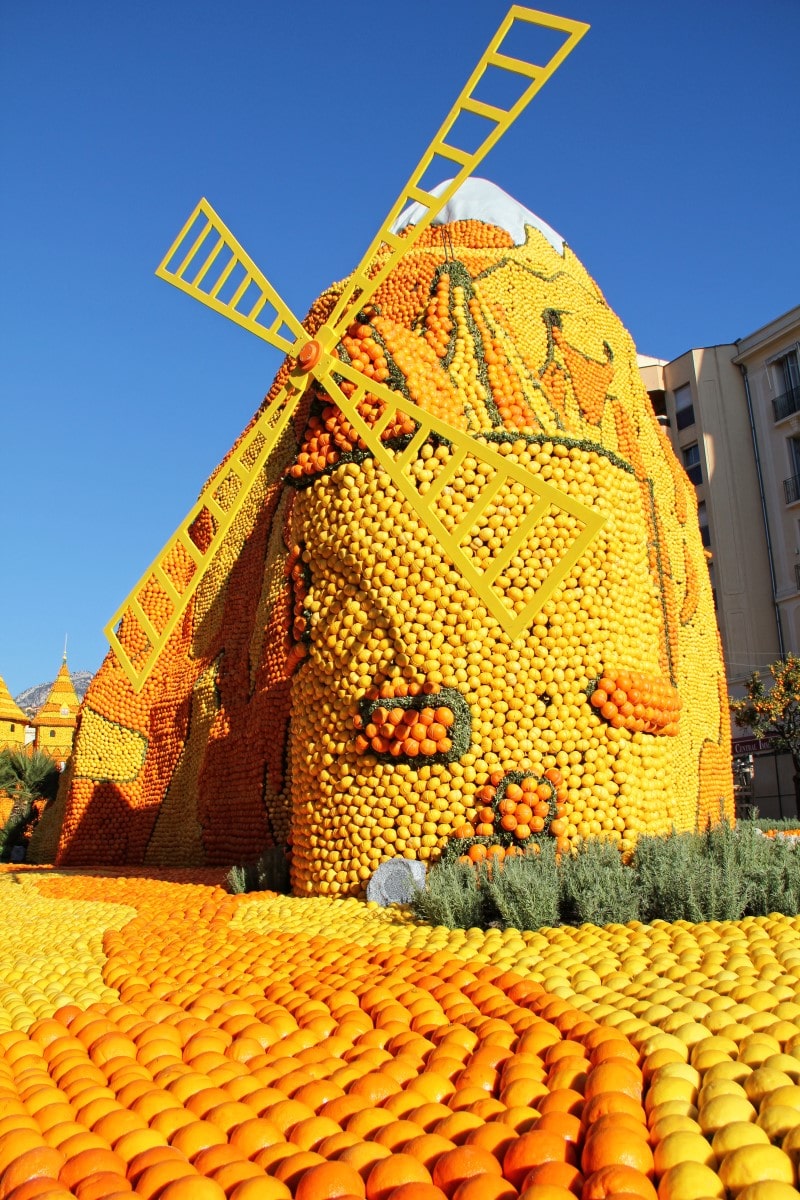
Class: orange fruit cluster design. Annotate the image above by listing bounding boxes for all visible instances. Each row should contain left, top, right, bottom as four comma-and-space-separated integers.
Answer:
353, 682, 456, 760
589, 672, 681, 737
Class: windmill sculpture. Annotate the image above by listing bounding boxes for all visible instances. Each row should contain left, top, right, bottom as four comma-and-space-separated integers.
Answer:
40, 3, 730, 882
104, 6, 602, 692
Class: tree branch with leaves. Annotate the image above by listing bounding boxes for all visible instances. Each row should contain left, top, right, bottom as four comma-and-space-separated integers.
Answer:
730, 654, 800, 813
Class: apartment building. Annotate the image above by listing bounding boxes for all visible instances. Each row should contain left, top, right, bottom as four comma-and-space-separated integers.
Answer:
638, 304, 800, 818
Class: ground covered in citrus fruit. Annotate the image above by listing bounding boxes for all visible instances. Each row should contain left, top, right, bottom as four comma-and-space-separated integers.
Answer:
2, 867, 800, 1200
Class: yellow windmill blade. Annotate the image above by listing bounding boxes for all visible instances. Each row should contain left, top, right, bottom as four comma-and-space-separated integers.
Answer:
326, 5, 590, 335
155, 197, 308, 357
311, 354, 605, 640
104, 371, 304, 691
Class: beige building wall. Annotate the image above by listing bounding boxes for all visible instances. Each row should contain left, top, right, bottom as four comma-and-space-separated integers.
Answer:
638, 347, 781, 693
733, 305, 800, 658
639, 307, 800, 819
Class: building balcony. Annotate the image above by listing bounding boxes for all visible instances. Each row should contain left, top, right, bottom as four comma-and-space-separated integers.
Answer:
774, 384, 800, 423
784, 474, 800, 505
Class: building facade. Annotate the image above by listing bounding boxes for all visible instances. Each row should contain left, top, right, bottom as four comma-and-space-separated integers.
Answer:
0, 674, 30, 752
31, 658, 81, 767
639, 304, 800, 818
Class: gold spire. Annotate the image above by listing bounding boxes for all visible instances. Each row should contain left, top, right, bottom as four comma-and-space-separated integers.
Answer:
0, 673, 28, 726
32, 658, 80, 729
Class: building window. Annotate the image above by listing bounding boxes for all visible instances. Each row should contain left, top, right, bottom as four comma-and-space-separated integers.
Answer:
9, 724, 14, 733
785, 437, 800, 504
49, 729, 56, 738
772, 350, 800, 422
707, 559, 717, 610
674, 384, 695, 431
683, 443, 702, 485
697, 500, 710, 548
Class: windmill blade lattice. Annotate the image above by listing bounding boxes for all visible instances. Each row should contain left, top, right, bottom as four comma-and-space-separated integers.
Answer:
104, 372, 303, 691
320, 357, 605, 640
156, 197, 308, 357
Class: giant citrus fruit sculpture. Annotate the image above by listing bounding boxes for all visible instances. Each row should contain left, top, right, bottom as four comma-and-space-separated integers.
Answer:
35, 182, 732, 890
30, 10, 732, 888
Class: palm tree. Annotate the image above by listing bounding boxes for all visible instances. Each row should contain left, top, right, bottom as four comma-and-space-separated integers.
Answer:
0, 749, 61, 860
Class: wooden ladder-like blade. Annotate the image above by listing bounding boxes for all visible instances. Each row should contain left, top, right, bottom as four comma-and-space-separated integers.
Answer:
317, 356, 605, 640
326, 6, 589, 337
156, 198, 308, 355
104, 377, 303, 691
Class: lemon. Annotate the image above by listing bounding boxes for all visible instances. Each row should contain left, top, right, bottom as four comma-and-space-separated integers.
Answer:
698, 1093, 757, 1134
711, 1120, 770, 1158
646, 1076, 699, 1114
718, 1144, 795, 1193
762, 1084, 800, 1113
656, 1160, 725, 1200
736, 1183, 800, 1200
744, 1067, 795, 1104
653, 1130, 718, 1173
650, 1114, 703, 1142
756, 1105, 800, 1142
698, 1079, 749, 1106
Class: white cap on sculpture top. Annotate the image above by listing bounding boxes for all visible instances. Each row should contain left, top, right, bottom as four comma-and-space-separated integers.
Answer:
390, 177, 565, 254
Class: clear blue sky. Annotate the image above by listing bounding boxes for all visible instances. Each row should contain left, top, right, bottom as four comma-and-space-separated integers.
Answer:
2, 0, 798, 696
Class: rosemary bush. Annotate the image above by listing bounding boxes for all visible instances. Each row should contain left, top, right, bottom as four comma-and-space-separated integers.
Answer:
409, 858, 492, 929
408, 821, 800, 932
484, 843, 560, 932
559, 839, 640, 927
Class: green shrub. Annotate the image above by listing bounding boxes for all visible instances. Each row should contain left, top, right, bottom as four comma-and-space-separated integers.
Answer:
408, 821, 800, 933
409, 858, 492, 929
485, 845, 560, 931
559, 839, 640, 927
226, 845, 291, 895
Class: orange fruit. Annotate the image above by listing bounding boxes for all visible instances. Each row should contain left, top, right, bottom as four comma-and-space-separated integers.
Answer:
0, 1130, 48, 1175
132, 1159, 196, 1200
463, 1123, 516, 1160
294, 1161, 366, 1199
517, 1185, 576, 1200
503, 1131, 577, 1188
229, 1117, 283, 1158
451, 1176, 517, 1200
432, 1145, 504, 1197
580, 1164, 658, 1200
403, 1133, 458, 1170
366, 1152, 434, 1200
0, 1180, 72, 1200
522, 1161, 584, 1197
433, 1110, 486, 1143
580, 1126, 654, 1178
228, 1179, 291, 1200
583, 1063, 642, 1102
72, 1172, 133, 1200
59, 1146, 128, 1190
272, 1150, 327, 1191
169, 1119, 228, 1161
535, 1113, 581, 1144
158, 1179, 227, 1200
383, 1187, 447, 1200
581, 1092, 646, 1126
0, 1145, 66, 1200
